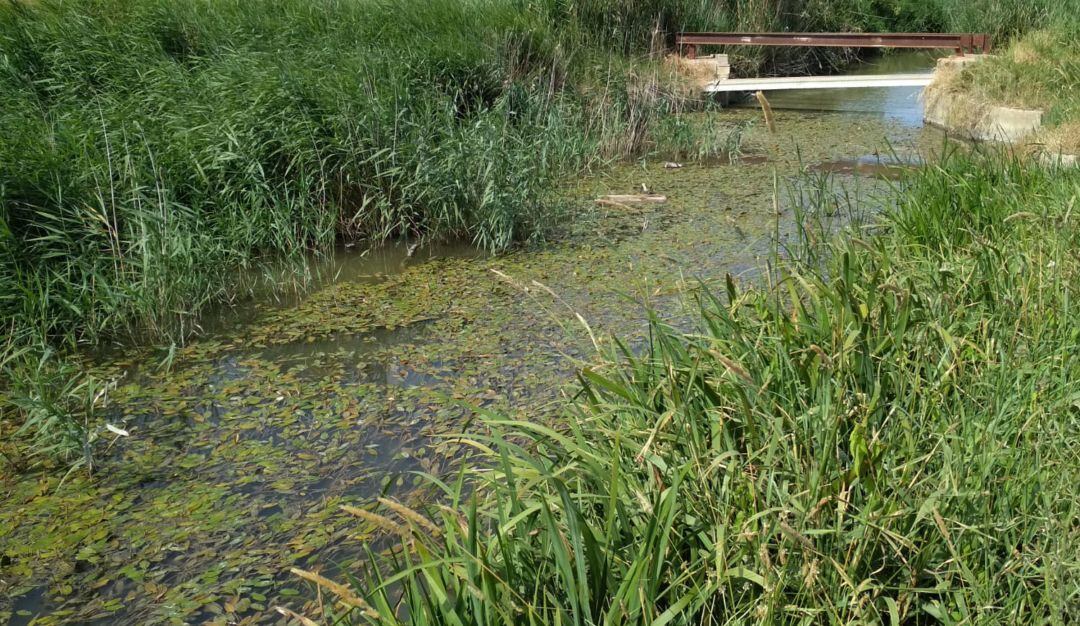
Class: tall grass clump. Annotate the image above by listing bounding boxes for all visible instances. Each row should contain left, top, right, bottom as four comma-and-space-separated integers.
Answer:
1, 0, 568, 345
932, 0, 1078, 42
0, 339, 106, 474
297, 150, 1079, 624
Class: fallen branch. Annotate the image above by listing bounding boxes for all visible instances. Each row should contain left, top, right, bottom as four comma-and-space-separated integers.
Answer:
595, 199, 642, 212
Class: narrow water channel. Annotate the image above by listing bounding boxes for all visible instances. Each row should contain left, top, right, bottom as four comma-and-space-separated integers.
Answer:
1, 53, 944, 625
734, 50, 938, 126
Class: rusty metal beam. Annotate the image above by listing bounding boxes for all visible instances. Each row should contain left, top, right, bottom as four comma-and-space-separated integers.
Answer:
676, 32, 992, 57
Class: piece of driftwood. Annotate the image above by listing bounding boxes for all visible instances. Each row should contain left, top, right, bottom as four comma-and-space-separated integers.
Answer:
595, 199, 638, 212
595, 194, 668, 205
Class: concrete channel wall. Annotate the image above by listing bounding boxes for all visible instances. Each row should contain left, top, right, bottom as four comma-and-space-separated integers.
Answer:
923, 56, 1044, 142
922, 55, 1076, 166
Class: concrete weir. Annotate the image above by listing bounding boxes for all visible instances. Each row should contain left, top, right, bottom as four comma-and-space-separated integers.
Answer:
675, 50, 1075, 166
922, 56, 1076, 166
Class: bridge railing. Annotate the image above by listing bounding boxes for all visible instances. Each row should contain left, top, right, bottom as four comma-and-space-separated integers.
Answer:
676, 32, 992, 59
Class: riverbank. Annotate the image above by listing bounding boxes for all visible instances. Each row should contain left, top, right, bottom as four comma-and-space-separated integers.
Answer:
924, 26, 1079, 154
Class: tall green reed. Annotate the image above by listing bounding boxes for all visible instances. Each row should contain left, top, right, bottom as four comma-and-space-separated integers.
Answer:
0, 0, 646, 464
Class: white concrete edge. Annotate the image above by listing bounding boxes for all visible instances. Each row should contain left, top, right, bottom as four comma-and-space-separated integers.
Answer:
704, 73, 932, 93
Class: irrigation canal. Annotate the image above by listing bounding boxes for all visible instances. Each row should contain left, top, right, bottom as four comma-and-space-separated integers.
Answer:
2, 52, 946, 625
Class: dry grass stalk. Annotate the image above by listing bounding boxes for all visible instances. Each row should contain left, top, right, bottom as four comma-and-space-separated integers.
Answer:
289, 568, 383, 620
274, 605, 321, 626
341, 504, 413, 540
755, 90, 776, 133
378, 497, 443, 536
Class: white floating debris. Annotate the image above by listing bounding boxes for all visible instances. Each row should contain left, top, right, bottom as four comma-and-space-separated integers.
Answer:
106, 423, 130, 437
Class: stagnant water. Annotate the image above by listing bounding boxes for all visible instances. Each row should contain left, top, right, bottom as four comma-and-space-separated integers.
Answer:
1, 53, 946, 625
733, 50, 939, 126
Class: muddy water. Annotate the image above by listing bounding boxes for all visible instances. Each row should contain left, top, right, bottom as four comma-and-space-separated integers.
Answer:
1, 55, 944, 625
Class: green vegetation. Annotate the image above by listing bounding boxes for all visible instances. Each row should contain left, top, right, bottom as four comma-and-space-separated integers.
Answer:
0, 0, 1067, 467
934, 0, 1077, 42
303, 150, 1080, 624
1, 0, 1077, 621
